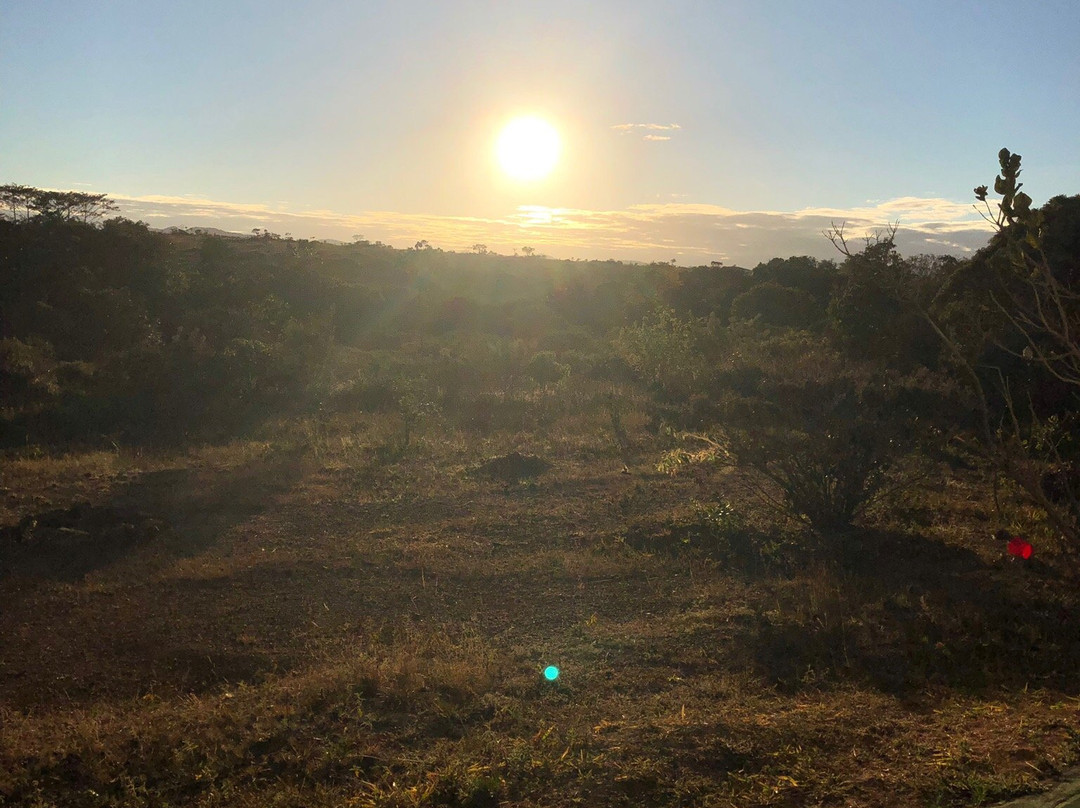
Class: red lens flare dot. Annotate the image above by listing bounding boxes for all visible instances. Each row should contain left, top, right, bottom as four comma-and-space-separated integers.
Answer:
1007, 537, 1033, 559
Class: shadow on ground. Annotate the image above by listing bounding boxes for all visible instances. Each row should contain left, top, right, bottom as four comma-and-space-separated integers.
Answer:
745, 528, 1080, 697
0, 446, 309, 582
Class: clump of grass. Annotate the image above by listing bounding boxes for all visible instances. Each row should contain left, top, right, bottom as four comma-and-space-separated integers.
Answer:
0, 624, 509, 808
622, 498, 798, 571
692, 499, 745, 538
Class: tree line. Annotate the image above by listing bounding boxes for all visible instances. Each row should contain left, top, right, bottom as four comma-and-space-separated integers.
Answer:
2, 151, 1079, 557
0, 184, 118, 223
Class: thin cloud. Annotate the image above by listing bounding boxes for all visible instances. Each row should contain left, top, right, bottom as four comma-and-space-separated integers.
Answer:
611, 123, 682, 131
109, 192, 995, 266
798, 196, 977, 224
612, 122, 682, 140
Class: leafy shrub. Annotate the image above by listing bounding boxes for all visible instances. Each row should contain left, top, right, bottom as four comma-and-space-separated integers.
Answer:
726, 375, 912, 530
536, 326, 594, 353
662, 343, 942, 532
329, 376, 401, 413
584, 353, 638, 385
0, 337, 58, 407
751, 255, 838, 304
524, 351, 569, 385
730, 282, 822, 329
688, 499, 759, 563
615, 308, 707, 400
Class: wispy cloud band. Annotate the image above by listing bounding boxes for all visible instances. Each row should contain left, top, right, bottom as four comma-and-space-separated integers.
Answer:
611, 122, 682, 131
112, 192, 994, 266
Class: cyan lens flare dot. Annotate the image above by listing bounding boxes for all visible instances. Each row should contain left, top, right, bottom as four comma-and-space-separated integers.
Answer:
543, 665, 560, 681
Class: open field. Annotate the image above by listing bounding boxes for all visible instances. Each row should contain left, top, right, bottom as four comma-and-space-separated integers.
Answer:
2, 386, 1079, 808
4, 6, 1080, 803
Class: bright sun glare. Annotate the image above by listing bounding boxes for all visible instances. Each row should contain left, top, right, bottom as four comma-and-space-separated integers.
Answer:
496, 117, 560, 181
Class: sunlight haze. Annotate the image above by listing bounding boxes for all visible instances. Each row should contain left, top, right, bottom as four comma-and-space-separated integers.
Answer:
496, 117, 561, 182
5, 4, 1080, 802
2, 0, 1078, 263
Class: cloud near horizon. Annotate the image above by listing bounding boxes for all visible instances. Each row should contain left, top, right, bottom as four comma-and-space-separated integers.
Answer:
111, 192, 995, 266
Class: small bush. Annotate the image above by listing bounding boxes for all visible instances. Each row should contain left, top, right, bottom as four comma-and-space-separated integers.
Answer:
584, 353, 638, 385
692, 499, 745, 538
614, 308, 707, 400
690, 499, 754, 562
662, 347, 943, 532
723, 374, 921, 531
524, 351, 569, 385
0, 337, 59, 408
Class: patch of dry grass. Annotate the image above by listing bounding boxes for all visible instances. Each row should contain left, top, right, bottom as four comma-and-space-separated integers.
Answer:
2, 383, 1080, 806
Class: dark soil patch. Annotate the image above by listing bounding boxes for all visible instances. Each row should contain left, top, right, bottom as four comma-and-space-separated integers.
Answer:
469, 452, 552, 483
0, 503, 168, 581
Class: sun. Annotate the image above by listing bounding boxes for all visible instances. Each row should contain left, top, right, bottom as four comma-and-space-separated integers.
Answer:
496, 116, 560, 181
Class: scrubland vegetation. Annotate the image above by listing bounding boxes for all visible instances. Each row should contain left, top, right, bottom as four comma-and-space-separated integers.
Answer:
2, 153, 1080, 807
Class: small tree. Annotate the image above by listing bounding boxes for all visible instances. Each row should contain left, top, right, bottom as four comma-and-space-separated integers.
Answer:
825, 227, 941, 369
0, 184, 36, 220
973, 153, 1080, 390
966, 151, 1080, 554
873, 149, 1080, 558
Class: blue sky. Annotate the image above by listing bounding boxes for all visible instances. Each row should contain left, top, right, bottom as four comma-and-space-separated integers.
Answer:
2, 0, 1078, 264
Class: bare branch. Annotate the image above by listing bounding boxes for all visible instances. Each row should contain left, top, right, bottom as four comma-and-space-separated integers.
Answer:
824, 221, 853, 257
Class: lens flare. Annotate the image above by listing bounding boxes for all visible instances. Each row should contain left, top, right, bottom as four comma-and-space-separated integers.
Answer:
1007, 537, 1033, 559
543, 665, 560, 681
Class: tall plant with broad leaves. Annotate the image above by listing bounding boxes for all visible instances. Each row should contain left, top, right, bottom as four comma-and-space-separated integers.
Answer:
930, 150, 1080, 559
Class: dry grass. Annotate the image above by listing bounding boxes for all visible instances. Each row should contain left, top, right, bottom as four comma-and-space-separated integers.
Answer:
2, 384, 1079, 806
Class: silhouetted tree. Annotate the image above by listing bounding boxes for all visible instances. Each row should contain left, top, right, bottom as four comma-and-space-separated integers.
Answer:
0, 185, 117, 222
